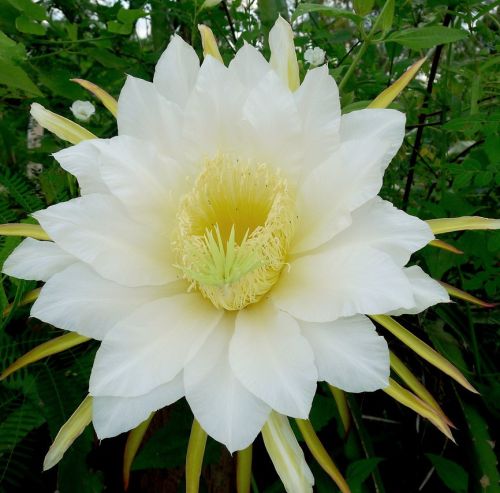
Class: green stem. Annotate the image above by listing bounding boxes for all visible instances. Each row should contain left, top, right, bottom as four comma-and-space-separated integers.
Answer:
185, 419, 207, 493
329, 385, 351, 435
236, 445, 253, 493
338, 0, 392, 92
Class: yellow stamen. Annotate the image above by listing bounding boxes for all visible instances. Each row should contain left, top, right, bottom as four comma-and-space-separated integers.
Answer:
172, 155, 296, 310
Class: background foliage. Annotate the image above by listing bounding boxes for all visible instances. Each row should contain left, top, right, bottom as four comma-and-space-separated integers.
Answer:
0, 0, 498, 492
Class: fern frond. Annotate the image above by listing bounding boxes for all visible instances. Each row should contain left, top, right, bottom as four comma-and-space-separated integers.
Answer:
0, 171, 44, 214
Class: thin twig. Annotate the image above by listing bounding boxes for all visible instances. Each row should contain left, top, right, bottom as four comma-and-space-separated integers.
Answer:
338, 0, 393, 91
406, 120, 443, 130
450, 139, 484, 162
336, 40, 361, 67
401, 11, 453, 210
222, 1, 237, 46
418, 440, 448, 491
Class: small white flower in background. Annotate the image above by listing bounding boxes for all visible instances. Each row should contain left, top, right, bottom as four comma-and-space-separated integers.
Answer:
304, 46, 326, 66
70, 100, 95, 121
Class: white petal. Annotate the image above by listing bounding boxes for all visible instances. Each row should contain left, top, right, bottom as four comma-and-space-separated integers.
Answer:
299, 315, 390, 392
33, 194, 177, 287
269, 16, 300, 91
184, 315, 271, 453
31, 263, 179, 340
153, 34, 200, 107
3, 238, 75, 282
294, 65, 341, 169
341, 108, 406, 179
291, 156, 353, 254
387, 265, 450, 316
272, 246, 415, 323
183, 56, 246, 162
95, 136, 186, 229
90, 294, 222, 397
326, 197, 434, 266
291, 113, 405, 255
117, 76, 184, 163
335, 139, 399, 211
229, 301, 317, 418
228, 43, 271, 90
53, 140, 108, 195
92, 373, 184, 439
241, 70, 302, 171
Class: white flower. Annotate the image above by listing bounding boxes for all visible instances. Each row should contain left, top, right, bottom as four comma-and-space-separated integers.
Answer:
304, 46, 326, 66
70, 100, 95, 121
3, 19, 449, 459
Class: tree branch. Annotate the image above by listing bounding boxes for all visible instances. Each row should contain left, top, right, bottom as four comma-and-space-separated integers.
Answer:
401, 11, 453, 211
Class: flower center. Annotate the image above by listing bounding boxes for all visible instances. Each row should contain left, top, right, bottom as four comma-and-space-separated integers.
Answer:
172, 155, 296, 310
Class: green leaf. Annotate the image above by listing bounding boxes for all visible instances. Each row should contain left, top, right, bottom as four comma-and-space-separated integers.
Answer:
342, 100, 372, 113
0, 58, 42, 95
258, 0, 289, 23
379, 0, 395, 33
460, 401, 500, 493
66, 23, 78, 41
0, 31, 26, 60
386, 26, 468, 49
7, 0, 47, 20
59, 428, 104, 493
353, 0, 374, 16
107, 20, 133, 35
308, 394, 338, 432
426, 454, 469, 493
346, 458, 385, 493
0, 171, 45, 211
0, 400, 45, 453
15, 14, 46, 35
292, 3, 362, 23
444, 113, 500, 132
108, 8, 146, 35
85, 47, 128, 69
37, 67, 83, 100
117, 7, 146, 24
